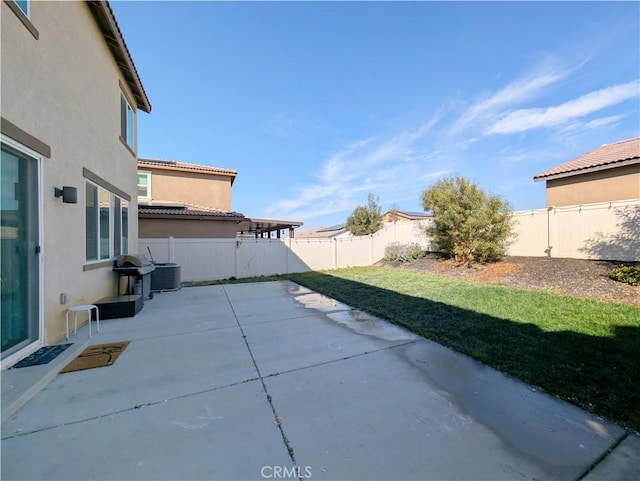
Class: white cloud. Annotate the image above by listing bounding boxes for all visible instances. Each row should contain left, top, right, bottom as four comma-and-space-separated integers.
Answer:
265, 117, 444, 221
449, 69, 567, 135
559, 113, 629, 135
486, 80, 639, 135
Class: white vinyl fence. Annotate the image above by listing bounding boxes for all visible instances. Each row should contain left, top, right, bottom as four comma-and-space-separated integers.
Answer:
508, 199, 639, 261
140, 199, 639, 282
140, 221, 432, 282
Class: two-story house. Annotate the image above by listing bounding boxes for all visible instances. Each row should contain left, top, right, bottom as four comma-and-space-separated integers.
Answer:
1, 0, 151, 366
534, 137, 640, 207
137, 158, 246, 238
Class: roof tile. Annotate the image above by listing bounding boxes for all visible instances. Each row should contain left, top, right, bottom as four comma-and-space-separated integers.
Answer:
139, 202, 244, 219
138, 158, 237, 177
534, 137, 640, 181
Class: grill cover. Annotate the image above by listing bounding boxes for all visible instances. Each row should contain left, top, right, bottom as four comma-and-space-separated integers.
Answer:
116, 254, 153, 268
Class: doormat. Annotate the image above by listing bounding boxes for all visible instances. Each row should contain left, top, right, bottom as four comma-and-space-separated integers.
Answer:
60, 341, 130, 374
11, 344, 73, 369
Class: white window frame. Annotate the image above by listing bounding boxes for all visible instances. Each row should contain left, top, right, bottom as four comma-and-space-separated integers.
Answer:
85, 181, 129, 263
137, 170, 152, 201
120, 91, 135, 151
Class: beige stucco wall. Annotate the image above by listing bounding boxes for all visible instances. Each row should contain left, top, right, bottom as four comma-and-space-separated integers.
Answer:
143, 169, 233, 210
139, 218, 238, 239
545, 165, 640, 207
2, 2, 143, 346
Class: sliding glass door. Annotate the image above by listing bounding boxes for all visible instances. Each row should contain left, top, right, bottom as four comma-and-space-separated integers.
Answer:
1, 143, 40, 358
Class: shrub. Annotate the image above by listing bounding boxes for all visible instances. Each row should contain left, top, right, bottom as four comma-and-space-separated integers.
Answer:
399, 242, 426, 262
421, 175, 514, 264
384, 242, 426, 262
384, 242, 402, 261
610, 265, 640, 286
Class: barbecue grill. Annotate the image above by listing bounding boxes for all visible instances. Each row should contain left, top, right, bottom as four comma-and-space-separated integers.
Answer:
113, 254, 156, 300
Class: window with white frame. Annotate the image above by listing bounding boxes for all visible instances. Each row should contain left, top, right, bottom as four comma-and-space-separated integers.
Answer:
120, 92, 135, 150
15, 0, 28, 16
137, 171, 151, 200
85, 182, 128, 262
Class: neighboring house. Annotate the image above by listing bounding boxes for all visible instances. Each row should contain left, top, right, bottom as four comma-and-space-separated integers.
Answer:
137, 158, 244, 238
534, 137, 640, 207
381, 210, 433, 223
138, 158, 303, 239
1, 0, 151, 364
296, 223, 349, 239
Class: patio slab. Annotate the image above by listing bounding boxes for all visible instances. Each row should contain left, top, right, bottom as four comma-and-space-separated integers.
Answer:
1, 280, 637, 480
264, 340, 624, 481
1, 380, 292, 481
2, 326, 257, 436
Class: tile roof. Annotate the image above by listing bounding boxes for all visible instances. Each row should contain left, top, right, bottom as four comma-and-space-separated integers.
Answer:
138, 202, 245, 220
534, 137, 640, 182
87, 1, 151, 112
138, 158, 237, 178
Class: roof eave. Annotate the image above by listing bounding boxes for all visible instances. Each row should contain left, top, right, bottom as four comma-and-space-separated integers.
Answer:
534, 157, 640, 182
137, 160, 238, 179
139, 212, 245, 221
86, 1, 151, 113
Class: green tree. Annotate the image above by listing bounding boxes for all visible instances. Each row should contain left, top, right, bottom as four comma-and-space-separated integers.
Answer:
346, 193, 383, 236
421, 175, 514, 264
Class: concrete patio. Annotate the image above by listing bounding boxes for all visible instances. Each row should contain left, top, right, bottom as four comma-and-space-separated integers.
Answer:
1, 281, 638, 480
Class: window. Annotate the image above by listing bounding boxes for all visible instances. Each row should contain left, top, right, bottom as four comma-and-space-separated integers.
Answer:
120, 92, 135, 150
85, 182, 128, 262
137, 171, 151, 200
113, 198, 129, 257
15, 0, 28, 16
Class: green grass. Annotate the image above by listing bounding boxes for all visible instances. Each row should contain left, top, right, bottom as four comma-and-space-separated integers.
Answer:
282, 267, 640, 432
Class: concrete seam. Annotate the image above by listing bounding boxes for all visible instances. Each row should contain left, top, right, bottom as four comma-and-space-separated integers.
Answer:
261, 339, 421, 380
223, 285, 301, 476
574, 431, 630, 481
1, 376, 262, 440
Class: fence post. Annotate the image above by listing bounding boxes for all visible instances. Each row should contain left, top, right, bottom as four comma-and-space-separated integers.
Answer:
369, 234, 374, 265
169, 236, 175, 263
333, 238, 338, 269
546, 207, 554, 257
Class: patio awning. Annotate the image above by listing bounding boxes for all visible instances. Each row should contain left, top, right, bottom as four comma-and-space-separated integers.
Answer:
236, 217, 303, 238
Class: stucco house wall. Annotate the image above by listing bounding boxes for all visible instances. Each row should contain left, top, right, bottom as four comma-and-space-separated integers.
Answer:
139, 218, 239, 239
143, 169, 233, 211
545, 164, 640, 207
1, 0, 149, 361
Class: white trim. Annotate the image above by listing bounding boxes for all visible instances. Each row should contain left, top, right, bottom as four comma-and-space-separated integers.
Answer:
120, 91, 136, 151
1, 134, 45, 359
1, 340, 44, 370
84, 179, 129, 263
137, 170, 152, 201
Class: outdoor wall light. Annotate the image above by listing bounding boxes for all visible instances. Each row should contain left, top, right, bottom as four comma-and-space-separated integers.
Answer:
54, 186, 78, 204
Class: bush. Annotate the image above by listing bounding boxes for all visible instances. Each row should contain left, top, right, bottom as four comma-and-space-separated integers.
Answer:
610, 265, 640, 286
421, 175, 514, 264
384, 242, 426, 262
384, 242, 402, 261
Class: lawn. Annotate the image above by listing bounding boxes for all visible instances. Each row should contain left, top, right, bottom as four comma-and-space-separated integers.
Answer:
286, 266, 640, 432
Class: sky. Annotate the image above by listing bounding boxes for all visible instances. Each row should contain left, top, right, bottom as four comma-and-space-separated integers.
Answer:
110, 0, 640, 230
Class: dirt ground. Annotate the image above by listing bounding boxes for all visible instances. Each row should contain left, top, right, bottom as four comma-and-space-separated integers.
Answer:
381, 256, 640, 307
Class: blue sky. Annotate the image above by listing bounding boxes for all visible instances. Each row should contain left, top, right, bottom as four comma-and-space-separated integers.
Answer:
111, 1, 640, 230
